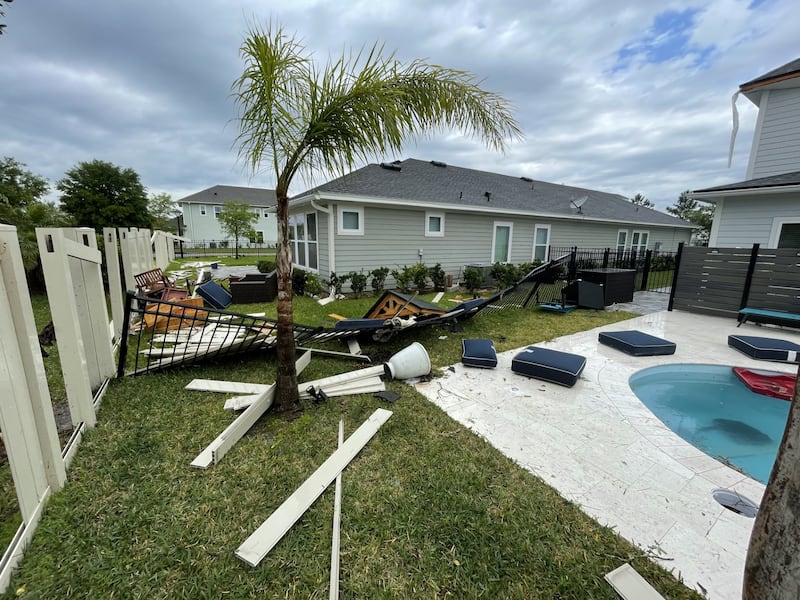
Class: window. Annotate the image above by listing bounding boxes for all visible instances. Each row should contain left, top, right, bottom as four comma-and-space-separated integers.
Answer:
337, 206, 364, 235
533, 224, 550, 262
492, 222, 513, 263
425, 211, 445, 237
199, 204, 207, 216
616, 230, 628, 252
778, 223, 800, 248
631, 230, 649, 252
289, 212, 318, 270
214, 205, 222, 219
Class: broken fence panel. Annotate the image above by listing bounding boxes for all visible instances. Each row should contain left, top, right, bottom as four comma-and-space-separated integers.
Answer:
329, 420, 344, 600
236, 408, 393, 567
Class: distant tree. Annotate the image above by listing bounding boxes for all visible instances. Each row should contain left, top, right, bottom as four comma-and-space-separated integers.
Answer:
218, 200, 258, 259
0, 0, 13, 36
667, 190, 714, 245
630, 193, 654, 208
148, 192, 179, 231
232, 21, 521, 412
57, 160, 150, 231
0, 157, 68, 273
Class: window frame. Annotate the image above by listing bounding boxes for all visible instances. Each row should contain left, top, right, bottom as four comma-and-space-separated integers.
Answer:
199, 204, 207, 216
213, 205, 222, 219
337, 205, 364, 236
769, 217, 800, 248
289, 212, 319, 271
424, 211, 445, 237
491, 221, 513, 264
631, 230, 649, 252
532, 224, 550, 262
616, 229, 628, 252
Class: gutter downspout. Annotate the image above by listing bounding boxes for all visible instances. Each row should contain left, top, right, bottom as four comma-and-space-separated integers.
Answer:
311, 195, 335, 279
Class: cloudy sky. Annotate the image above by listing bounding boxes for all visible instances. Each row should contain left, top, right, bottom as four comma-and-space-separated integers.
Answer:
1, 0, 797, 211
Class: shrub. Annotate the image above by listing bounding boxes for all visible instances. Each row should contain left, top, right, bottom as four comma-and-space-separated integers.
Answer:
292, 269, 307, 296
391, 267, 413, 293
409, 263, 429, 291
304, 272, 325, 296
490, 262, 521, 289
257, 260, 275, 273
327, 271, 350, 295
428, 263, 447, 291
348, 270, 368, 298
370, 267, 390, 295
462, 266, 484, 298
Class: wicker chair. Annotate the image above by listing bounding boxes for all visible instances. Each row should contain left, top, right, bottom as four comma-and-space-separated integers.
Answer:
229, 271, 278, 304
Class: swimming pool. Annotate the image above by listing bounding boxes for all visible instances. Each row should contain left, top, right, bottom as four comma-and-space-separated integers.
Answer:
629, 364, 791, 484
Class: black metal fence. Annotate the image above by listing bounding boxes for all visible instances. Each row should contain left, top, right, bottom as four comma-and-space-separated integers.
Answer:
175, 240, 276, 258
550, 246, 677, 293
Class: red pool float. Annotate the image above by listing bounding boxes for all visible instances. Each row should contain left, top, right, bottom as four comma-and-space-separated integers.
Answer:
733, 367, 797, 401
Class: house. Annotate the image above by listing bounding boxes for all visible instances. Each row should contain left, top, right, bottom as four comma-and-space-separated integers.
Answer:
693, 57, 800, 248
288, 158, 693, 283
177, 185, 278, 246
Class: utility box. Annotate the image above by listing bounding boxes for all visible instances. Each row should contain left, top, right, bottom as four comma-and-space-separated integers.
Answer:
577, 268, 636, 305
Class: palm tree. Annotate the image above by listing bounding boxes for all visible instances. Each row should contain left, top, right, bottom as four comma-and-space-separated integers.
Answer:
743, 362, 800, 598
232, 22, 522, 413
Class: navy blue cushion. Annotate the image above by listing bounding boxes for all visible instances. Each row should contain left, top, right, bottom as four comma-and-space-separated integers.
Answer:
461, 338, 497, 368
511, 347, 586, 387
447, 298, 486, 314
196, 280, 232, 309
728, 335, 800, 363
334, 318, 387, 330
599, 330, 676, 356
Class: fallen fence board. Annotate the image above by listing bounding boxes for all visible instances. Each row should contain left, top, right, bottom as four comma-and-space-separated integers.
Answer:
185, 379, 270, 395
604, 563, 665, 600
329, 420, 344, 600
190, 352, 311, 469
236, 408, 393, 567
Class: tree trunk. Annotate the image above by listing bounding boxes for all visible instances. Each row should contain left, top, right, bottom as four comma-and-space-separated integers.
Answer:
271, 192, 300, 412
742, 362, 800, 598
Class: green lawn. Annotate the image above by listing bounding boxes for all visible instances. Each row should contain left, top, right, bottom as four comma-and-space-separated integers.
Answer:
1, 288, 700, 599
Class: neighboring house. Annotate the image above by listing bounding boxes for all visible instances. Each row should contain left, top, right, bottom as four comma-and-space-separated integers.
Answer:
177, 185, 278, 246
693, 57, 800, 248
288, 158, 693, 283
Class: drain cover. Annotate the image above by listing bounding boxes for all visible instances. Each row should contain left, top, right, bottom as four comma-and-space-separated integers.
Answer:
712, 488, 759, 518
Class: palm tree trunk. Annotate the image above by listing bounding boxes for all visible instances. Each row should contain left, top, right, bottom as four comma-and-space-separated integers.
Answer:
272, 192, 300, 412
742, 362, 800, 598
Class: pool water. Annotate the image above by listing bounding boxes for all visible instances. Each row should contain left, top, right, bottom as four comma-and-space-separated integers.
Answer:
629, 364, 791, 484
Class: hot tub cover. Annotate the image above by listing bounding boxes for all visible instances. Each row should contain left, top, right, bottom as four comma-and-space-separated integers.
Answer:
598, 330, 676, 356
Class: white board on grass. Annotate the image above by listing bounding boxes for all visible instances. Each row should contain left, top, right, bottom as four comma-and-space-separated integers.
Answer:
604, 563, 665, 600
236, 408, 392, 567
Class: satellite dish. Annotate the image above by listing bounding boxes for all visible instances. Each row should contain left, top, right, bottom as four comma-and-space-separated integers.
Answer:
570, 196, 588, 212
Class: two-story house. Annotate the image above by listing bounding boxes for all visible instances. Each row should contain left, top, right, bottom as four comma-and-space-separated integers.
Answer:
177, 185, 278, 246
692, 58, 800, 248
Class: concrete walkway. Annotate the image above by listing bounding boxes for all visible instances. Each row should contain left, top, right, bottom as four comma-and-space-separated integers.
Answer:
414, 304, 800, 599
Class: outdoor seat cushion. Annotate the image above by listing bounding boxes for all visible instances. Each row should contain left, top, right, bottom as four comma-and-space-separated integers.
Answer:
195, 280, 232, 309
598, 330, 676, 356
728, 334, 800, 363
461, 338, 497, 368
334, 318, 387, 331
511, 347, 586, 387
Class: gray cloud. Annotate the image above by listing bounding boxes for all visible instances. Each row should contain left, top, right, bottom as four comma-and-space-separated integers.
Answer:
1, 0, 797, 210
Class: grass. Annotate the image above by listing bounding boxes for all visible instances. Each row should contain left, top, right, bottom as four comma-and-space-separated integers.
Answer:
1, 288, 701, 599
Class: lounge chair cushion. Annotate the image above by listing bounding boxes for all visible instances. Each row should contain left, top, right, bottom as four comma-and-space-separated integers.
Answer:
195, 280, 232, 309
334, 318, 387, 331
511, 347, 586, 387
461, 338, 497, 368
728, 334, 800, 363
598, 330, 676, 356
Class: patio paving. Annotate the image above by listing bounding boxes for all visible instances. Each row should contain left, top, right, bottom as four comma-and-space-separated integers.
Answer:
414, 304, 800, 600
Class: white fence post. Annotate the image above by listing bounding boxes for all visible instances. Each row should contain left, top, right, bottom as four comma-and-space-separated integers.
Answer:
118, 228, 137, 292
0, 225, 65, 594
152, 230, 170, 272
103, 228, 125, 344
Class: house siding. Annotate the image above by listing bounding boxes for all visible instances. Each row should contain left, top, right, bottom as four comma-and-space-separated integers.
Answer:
320, 205, 689, 286
709, 194, 800, 247
748, 88, 800, 179
180, 203, 277, 245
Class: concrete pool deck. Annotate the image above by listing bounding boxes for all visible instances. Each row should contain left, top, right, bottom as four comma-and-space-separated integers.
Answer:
414, 309, 800, 599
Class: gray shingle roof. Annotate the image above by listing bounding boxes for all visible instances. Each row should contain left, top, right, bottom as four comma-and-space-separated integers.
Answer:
295, 158, 691, 227
693, 170, 800, 193
741, 57, 800, 90
177, 185, 276, 207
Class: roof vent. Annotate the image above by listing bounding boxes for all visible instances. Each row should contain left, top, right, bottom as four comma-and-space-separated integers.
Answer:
520, 176, 533, 182
430, 160, 447, 168
380, 162, 402, 172
484, 191, 492, 201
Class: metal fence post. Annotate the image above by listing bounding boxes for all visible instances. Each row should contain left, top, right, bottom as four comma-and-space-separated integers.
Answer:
740, 243, 760, 309
641, 250, 652, 291
667, 242, 684, 311
602, 248, 609, 269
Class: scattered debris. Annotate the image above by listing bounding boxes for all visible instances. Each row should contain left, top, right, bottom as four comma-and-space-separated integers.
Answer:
373, 390, 400, 403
